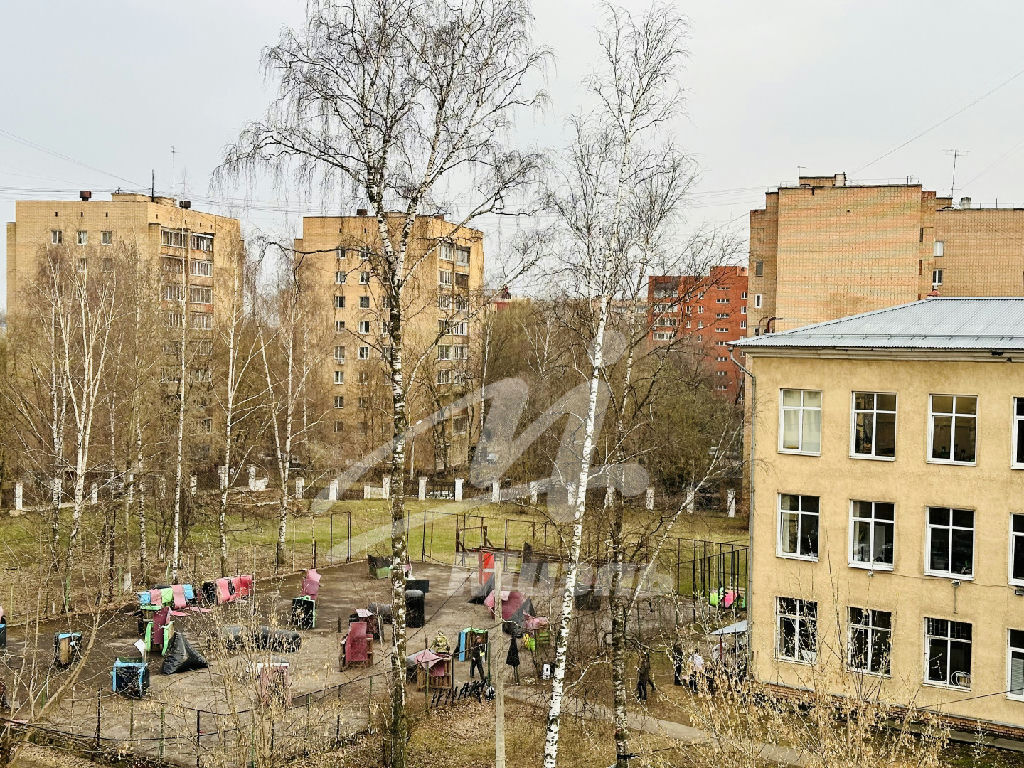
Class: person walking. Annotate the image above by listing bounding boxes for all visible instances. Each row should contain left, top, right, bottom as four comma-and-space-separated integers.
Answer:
469, 641, 486, 680
506, 633, 521, 684
636, 647, 654, 702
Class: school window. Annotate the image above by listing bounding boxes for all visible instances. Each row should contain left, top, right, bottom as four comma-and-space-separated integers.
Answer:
1010, 631, 1024, 699
334, 396, 345, 409
925, 618, 971, 688
334, 370, 345, 385
1014, 398, 1024, 468
51, 229, 63, 245
754, 294, 763, 309
334, 346, 345, 363
359, 296, 370, 309
358, 320, 371, 334
851, 392, 896, 459
932, 269, 943, 287
359, 271, 370, 284
1011, 515, 1024, 585
77, 230, 88, 245
335, 296, 346, 309
776, 597, 817, 663
439, 270, 453, 286
934, 240, 944, 257
778, 493, 819, 560
335, 320, 346, 333
336, 271, 347, 284
929, 394, 977, 464
755, 261, 764, 277
190, 260, 212, 277
926, 507, 974, 577
358, 346, 369, 360
779, 389, 822, 454
101, 231, 112, 245
189, 286, 212, 304
850, 500, 894, 569
848, 608, 891, 676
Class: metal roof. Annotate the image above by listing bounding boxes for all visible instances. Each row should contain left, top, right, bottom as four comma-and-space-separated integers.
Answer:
734, 298, 1024, 351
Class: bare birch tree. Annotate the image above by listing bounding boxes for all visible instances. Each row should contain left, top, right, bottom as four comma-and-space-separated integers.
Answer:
541, 5, 688, 765
218, 2, 547, 763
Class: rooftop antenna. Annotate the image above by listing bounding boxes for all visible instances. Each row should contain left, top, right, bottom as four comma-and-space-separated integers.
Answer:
171, 145, 177, 190
944, 149, 969, 198
150, 169, 155, 202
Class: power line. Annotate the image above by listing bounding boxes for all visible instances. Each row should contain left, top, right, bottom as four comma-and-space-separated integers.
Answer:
0, 127, 142, 188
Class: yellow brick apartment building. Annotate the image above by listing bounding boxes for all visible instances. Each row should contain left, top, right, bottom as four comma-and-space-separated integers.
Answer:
735, 298, 1024, 733
293, 212, 484, 472
748, 173, 1024, 335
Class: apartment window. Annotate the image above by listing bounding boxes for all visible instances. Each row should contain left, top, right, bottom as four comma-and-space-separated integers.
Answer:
438, 295, 452, 311
848, 608, 892, 675
741, 291, 748, 300
358, 397, 368, 409
51, 229, 63, 245
453, 345, 468, 360
358, 371, 369, 384
334, 346, 346, 363
438, 345, 451, 361
189, 286, 212, 304
360, 247, 370, 261
101, 231, 112, 245
1011, 515, 1024, 584
162, 284, 185, 302
436, 369, 451, 385
334, 396, 345, 409
359, 296, 370, 309
335, 320, 346, 333
653, 331, 673, 341
197, 417, 213, 434
166, 311, 183, 328
715, 327, 728, 333
740, 320, 747, 329
455, 273, 469, 288
190, 260, 213, 277
850, 500, 894, 568
160, 366, 179, 383
354, 320, 369, 334
754, 261, 764, 277
934, 240, 944, 257
160, 228, 185, 248
451, 321, 467, 336
1010, 631, 1024, 699
334, 370, 345, 385
335, 295, 346, 309
336, 271, 347, 284
776, 597, 817, 663
741, 306, 747, 315
334, 420, 344, 433
926, 507, 974, 577
697, 321, 704, 330
715, 297, 729, 304
439, 241, 454, 262
358, 346, 369, 360
190, 234, 213, 252
932, 269, 943, 287
191, 312, 213, 330
439, 270, 453, 286
716, 356, 728, 362
716, 313, 728, 319
77, 230, 88, 246
697, 306, 704, 314
359, 271, 370, 284
1014, 398, 1024, 467
778, 493, 819, 559
925, 618, 971, 688
194, 340, 213, 356
101, 258, 113, 272
456, 246, 470, 266
929, 394, 977, 464
754, 294, 763, 309
163, 257, 183, 274
851, 392, 896, 459
779, 389, 821, 454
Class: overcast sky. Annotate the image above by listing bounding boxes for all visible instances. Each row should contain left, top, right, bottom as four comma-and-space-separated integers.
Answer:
3, 1, 1024, 307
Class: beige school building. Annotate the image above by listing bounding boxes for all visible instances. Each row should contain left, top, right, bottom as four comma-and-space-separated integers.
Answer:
734, 297, 1024, 732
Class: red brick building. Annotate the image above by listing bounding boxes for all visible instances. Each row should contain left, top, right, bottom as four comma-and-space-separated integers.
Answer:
647, 265, 749, 398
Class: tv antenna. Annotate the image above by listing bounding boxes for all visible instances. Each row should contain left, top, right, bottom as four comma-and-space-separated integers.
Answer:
944, 149, 969, 198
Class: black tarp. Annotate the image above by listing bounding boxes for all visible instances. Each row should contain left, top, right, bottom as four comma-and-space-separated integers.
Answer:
162, 633, 209, 675
254, 626, 301, 652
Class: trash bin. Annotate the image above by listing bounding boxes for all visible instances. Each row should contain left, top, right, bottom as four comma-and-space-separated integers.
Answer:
406, 590, 425, 629
291, 596, 316, 629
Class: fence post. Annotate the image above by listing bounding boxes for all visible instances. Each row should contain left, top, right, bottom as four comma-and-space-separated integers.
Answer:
347, 512, 352, 563
95, 690, 101, 750
160, 706, 165, 758
196, 709, 201, 768
330, 514, 334, 566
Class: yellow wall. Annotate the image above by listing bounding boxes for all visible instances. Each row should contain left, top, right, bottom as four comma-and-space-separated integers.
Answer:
747, 350, 1024, 729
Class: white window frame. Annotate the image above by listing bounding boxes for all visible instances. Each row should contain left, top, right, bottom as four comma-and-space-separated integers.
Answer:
189, 286, 212, 304
334, 370, 345, 385
336, 271, 347, 284
754, 293, 763, 309
932, 269, 943, 288
439, 270, 453, 286
1010, 514, 1024, 586
334, 396, 345, 409
778, 389, 822, 455
359, 271, 370, 284
51, 229, 63, 245
456, 245, 470, 266
359, 296, 370, 309
848, 500, 895, 571
190, 260, 213, 277
850, 391, 897, 461
775, 597, 817, 664
334, 346, 346, 363
1008, 630, 1024, 701
100, 230, 112, 245
334, 296, 346, 309
335, 320, 345, 333
1013, 398, 1024, 469
77, 230, 88, 246
777, 493, 819, 561
924, 618, 972, 689
847, 607, 892, 677
358, 320, 371, 334
928, 394, 977, 466
358, 346, 369, 360
925, 506, 975, 579
934, 240, 944, 257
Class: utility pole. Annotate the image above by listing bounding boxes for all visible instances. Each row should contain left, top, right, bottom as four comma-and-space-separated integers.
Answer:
493, 558, 505, 768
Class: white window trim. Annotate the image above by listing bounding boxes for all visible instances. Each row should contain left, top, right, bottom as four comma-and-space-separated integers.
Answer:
1008, 629, 1024, 701
924, 506, 975, 581
775, 597, 817, 665
848, 499, 895, 572
778, 389, 822, 456
927, 393, 978, 466
776, 493, 819, 562
1010, 514, 1024, 587
849, 391, 897, 462
922, 618, 972, 690
846, 608, 893, 677
1013, 397, 1024, 469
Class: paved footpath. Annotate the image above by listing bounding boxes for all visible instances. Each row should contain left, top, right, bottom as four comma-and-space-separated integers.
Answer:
504, 686, 807, 767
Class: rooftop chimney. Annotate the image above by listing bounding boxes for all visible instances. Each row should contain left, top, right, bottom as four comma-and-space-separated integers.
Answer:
356, 208, 368, 216
79, 191, 92, 201
179, 200, 191, 209
960, 196, 971, 209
